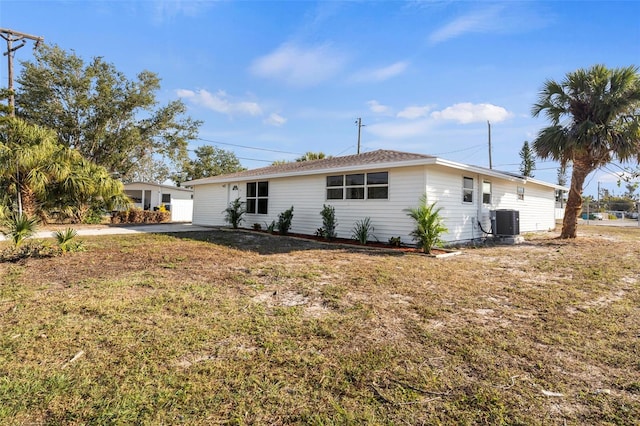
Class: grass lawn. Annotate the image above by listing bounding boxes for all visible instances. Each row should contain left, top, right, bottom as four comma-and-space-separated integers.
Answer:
1, 226, 639, 425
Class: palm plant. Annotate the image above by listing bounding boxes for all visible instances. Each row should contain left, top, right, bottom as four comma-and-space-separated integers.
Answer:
532, 64, 640, 238
2, 212, 39, 247
54, 228, 80, 252
405, 195, 447, 254
224, 198, 245, 229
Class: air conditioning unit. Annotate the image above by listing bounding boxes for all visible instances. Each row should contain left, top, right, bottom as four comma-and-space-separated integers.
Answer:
490, 209, 520, 236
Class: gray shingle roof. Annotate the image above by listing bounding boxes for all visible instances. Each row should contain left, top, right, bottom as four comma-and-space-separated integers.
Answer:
185, 149, 435, 185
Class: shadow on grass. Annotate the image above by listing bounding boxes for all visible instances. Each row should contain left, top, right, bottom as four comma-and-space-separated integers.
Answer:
163, 229, 406, 257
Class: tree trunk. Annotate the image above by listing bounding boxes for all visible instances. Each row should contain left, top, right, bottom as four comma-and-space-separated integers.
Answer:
19, 185, 38, 219
560, 156, 594, 238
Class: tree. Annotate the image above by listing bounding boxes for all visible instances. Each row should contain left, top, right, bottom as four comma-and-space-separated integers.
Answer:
175, 145, 244, 184
532, 64, 640, 238
623, 182, 638, 200
0, 117, 128, 222
296, 152, 328, 162
519, 140, 536, 177
15, 44, 201, 181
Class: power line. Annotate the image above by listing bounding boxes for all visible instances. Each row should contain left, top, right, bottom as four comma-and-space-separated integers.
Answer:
195, 137, 303, 156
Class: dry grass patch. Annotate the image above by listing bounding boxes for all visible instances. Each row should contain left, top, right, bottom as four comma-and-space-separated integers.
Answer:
1, 225, 639, 424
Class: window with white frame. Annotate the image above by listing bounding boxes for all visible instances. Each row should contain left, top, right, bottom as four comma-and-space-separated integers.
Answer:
482, 181, 492, 204
463, 177, 474, 203
246, 181, 269, 214
326, 172, 388, 200
517, 186, 525, 201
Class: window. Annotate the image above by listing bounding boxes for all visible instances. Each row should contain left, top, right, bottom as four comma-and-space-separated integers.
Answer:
326, 175, 344, 200
517, 186, 525, 201
326, 172, 388, 200
161, 193, 171, 203
482, 181, 492, 204
246, 181, 269, 214
463, 177, 474, 203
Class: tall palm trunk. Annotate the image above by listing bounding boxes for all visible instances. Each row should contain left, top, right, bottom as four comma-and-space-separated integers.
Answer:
561, 156, 593, 238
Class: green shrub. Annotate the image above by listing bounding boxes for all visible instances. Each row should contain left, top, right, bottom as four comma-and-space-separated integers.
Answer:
404, 195, 448, 254
352, 217, 374, 244
277, 206, 294, 235
319, 204, 338, 240
253, 223, 262, 231
224, 198, 245, 229
83, 207, 105, 224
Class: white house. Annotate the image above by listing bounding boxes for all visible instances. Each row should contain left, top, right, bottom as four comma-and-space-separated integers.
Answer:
123, 182, 193, 222
185, 150, 566, 244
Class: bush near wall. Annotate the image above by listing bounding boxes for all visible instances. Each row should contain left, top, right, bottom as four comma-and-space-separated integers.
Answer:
111, 209, 170, 224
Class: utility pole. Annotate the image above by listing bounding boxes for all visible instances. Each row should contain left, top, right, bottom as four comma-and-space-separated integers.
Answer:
487, 120, 493, 169
355, 117, 366, 154
1, 28, 44, 116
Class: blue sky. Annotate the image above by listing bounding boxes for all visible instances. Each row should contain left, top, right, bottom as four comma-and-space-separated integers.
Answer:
1, 1, 639, 196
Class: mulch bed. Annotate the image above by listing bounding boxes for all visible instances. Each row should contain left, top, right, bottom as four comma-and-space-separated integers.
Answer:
244, 229, 453, 255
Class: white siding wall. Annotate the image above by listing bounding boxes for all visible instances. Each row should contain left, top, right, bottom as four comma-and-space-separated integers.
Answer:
489, 180, 557, 232
192, 184, 229, 226
425, 167, 481, 243
191, 165, 558, 244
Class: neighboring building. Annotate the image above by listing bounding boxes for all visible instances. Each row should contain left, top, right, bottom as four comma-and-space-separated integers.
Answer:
123, 182, 193, 222
185, 150, 567, 244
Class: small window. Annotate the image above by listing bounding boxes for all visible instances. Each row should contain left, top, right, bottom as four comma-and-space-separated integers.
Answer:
463, 177, 474, 203
327, 175, 343, 187
482, 181, 492, 204
367, 172, 388, 185
517, 186, 525, 201
345, 174, 365, 186
161, 194, 171, 203
246, 181, 268, 214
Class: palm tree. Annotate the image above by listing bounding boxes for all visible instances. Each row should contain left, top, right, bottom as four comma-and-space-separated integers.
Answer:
0, 117, 130, 223
0, 117, 70, 218
532, 65, 640, 238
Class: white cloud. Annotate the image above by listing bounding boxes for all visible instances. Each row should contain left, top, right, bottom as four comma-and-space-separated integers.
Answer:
428, 4, 549, 44
177, 89, 262, 116
367, 100, 390, 114
352, 61, 409, 83
264, 113, 287, 127
430, 103, 511, 124
250, 42, 347, 87
397, 105, 432, 120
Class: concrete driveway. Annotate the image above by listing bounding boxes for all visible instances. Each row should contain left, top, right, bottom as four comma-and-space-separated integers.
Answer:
578, 219, 640, 227
0, 223, 214, 241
